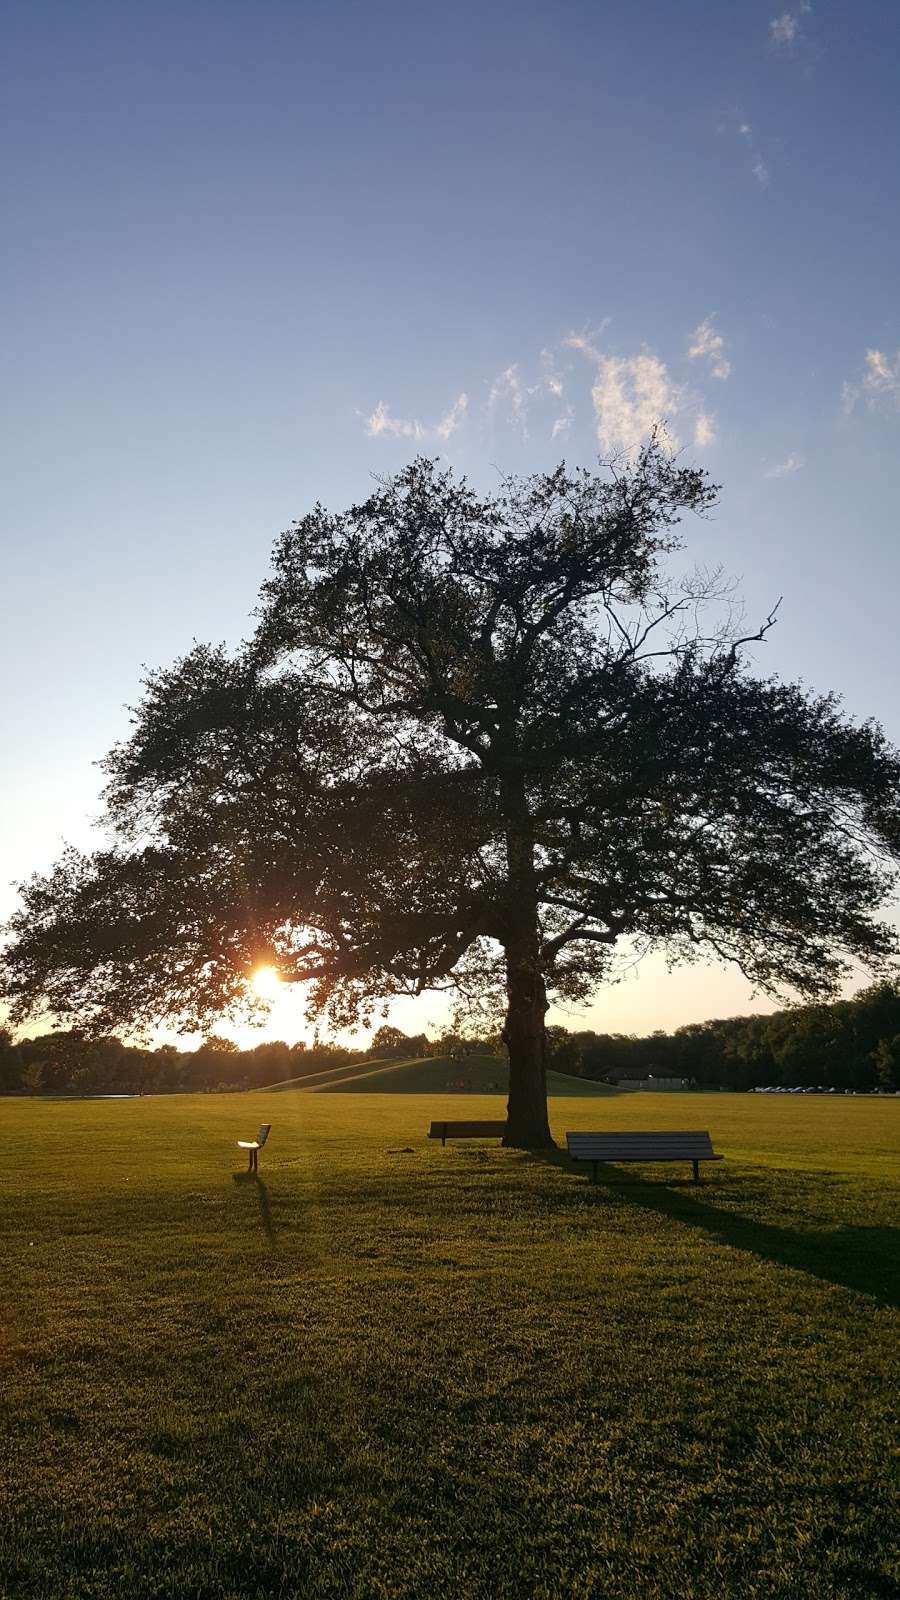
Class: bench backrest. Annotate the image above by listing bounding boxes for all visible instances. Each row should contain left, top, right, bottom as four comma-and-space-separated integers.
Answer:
429, 1120, 507, 1138
257, 1124, 272, 1147
566, 1130, 716, 1159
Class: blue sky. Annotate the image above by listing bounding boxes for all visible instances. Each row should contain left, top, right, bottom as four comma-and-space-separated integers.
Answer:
2, 0, 899, 1044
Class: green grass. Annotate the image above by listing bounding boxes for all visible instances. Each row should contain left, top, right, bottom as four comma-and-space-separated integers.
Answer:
263, 1052, 615, 1095
2, 1092, 898, 1599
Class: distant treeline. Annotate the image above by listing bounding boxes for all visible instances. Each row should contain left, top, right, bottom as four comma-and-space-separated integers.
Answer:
0, 1024, 490, 1097
546, 980, 900, 1092
2, 985, 899, 1095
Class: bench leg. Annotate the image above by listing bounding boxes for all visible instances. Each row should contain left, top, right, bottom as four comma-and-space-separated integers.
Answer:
247, 1149, 254, 1173
692, 1159, 700, 1184
592, 1161, 598, 1185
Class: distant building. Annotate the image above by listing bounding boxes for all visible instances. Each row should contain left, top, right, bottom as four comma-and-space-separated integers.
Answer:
608, 1070, 689, 1092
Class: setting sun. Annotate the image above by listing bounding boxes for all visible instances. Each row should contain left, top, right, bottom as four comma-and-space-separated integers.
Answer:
250, 964, 282, 999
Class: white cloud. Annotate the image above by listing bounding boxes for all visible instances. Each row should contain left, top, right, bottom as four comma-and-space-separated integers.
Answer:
764, 452, 804, 478
770, 13, 799, 45
540, 347, 565, 398
862, 348, 900, 398
694, 412, 716, 449
563, 330, 605, 363
434, 393, 469, 439
770, 3, 811, 47
768, 4, 810, 53
687, 317, 731, 380
843, 349, 900, 414
751, 156, 770, 188
365, 401, 425, 440
736, 119, 770, 188
487, 365, 528, 435
589, 351, 682, 456
364, 392, 468, 442
566, 333, 717, 457
551, 408, 574, 440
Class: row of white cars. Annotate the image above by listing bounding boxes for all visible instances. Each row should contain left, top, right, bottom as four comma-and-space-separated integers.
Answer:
750, 1085, 898, 1094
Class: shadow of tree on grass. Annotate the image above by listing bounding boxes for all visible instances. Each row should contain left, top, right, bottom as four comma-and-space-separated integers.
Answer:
523, 1150, 900, 1309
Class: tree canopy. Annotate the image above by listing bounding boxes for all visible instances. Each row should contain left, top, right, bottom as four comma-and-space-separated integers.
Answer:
4, 446, 900, 1145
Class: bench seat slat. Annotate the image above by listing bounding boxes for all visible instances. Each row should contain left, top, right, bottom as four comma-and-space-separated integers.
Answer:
567, 1142, 723, 1149
568, 1133, 714, 1148
563, 1132, 711, 1145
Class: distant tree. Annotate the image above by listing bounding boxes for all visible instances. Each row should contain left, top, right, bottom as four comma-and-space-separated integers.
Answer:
245, 1040, 292, 1087
4, 450, 900, 1146
21, 1062, 44, 1095
873, 1035, 900, 1090
370, 1024, 410, 1057
190, 1033, 241, 1091
546, 1024, 586, 1077
198, 1033, 239, 1055
19, 1030, 87, 1092
0, 1027, 22, 1091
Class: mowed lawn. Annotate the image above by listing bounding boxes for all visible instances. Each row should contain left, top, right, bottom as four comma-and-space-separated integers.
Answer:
2, 1094, 898, 1600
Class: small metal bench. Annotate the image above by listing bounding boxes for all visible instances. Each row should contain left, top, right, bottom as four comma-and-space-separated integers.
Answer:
428, 1120, 507, 1148
566, 1130, 723, 1184
237, 1123, 271, 1173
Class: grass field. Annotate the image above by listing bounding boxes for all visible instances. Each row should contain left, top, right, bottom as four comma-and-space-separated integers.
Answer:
2, 1093, 898, 1599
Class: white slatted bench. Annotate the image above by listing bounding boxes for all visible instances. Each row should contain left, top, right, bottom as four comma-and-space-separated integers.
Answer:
428, 1120, 507, 1147
566, 1130, 723, 1184
237, 1123, 271, 1173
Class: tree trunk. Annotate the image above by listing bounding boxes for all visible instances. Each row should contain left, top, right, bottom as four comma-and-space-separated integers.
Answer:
500, 773, 555, 1149
502, 920, 554, 1148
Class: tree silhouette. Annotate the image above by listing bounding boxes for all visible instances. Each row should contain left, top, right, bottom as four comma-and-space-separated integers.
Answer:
4, 447, 900, 1145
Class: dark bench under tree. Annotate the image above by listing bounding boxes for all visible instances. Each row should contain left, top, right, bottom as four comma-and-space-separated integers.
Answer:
428, 1120, 507, 1147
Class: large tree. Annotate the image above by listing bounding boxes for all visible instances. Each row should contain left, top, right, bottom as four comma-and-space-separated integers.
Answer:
4, 448, 900, 1145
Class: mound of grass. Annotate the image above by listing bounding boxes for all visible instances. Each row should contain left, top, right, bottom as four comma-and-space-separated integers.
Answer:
264, 1052, 617, 1096
261, 1054, 398, 1092
2, 1093, 898, 1598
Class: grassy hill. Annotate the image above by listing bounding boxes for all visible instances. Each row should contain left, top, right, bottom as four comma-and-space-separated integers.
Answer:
259, 1052, 617, 1096
262, 1055, 396, 1092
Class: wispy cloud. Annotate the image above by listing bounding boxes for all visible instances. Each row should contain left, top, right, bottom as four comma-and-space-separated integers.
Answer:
843, 349, 900, 415
737, 119, 770, 188
566, 335, 718, 457
366, 323, 724, 457
694, 412, 716, 449
687, 317, 731, 380
764, 452, 804, 478
434, 393, 469, 440
540, 347, 566, 399
563, 329, 606, 364
551, 407, 574, 440
770, 12, 799, 45
568, 347, 682, 456
769, 2, 811, 49
364, 392, 468, 441
487, 364, 531, 436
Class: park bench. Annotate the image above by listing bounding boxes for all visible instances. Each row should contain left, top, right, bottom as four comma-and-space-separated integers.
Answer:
237, 1123, 271, 1173
566, 1130, 723, 1184
428, 1120, 507, 1148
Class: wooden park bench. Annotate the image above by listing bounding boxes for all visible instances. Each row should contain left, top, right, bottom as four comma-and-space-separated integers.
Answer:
428, 1120, 507, 1148
566, 1130, 723, 1184
237, 1123, 271, 1173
